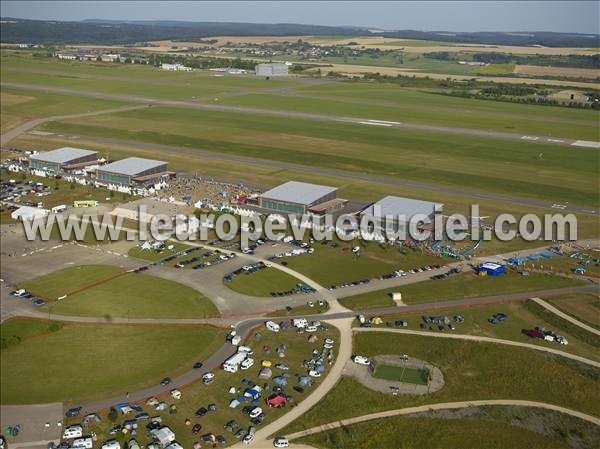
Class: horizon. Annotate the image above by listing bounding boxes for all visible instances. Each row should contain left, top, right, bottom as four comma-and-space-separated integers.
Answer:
1, 1, 599, 34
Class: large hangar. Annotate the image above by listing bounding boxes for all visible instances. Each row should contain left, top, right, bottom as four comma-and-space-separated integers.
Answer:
96, 157, 168, 187
29, 147, 98, 172
360, 195, 443, 232
259, 181, 338, 214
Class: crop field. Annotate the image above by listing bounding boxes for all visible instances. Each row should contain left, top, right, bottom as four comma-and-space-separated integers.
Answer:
353, 299, 600, 363
548, 293, 600, 328
0, 318, 226, 404
282, 332, 600, 434
339, 271, 587, 309
21, 264, 218, 318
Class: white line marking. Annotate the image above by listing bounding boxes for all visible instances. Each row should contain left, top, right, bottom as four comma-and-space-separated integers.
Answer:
547, 138, 565, 143
521, 135, 539, 141
359, 121, 393, 127
571, 140, 600, 148
367, 119, 402, 125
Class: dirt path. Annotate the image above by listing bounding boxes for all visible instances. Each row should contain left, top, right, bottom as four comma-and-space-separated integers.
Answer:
0, 104, 146, 146
285, 399, 600, 441
531, 297, 600, 336
355, 327, 600, 367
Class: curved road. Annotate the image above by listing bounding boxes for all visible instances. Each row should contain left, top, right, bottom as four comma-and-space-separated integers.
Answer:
355, 327, 600, 367
285, 399, 600, 441
531, 297, 600, 336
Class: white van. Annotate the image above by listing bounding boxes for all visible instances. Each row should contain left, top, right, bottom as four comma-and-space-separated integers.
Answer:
52, 204, 67, 214
101, 440, 120, 449
265, 321, 280, 332
63, 425, 83, 440
231, 335, 242, 346
292, 318, 308, 328
72, 437, 93, 449
240, 358, 255, 370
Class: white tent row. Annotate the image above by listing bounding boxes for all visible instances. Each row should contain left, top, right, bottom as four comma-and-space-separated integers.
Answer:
7, 164, 23, 173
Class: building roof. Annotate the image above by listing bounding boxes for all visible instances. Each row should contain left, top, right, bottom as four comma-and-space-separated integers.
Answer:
361, 195, 443, 221
256, 63, 288, 68
261, 181, 337, 206
30, 147, 97, 164
97, 157, 167, 176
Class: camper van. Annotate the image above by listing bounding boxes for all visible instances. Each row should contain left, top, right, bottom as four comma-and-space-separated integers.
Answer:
51, 204, 67, 214
101, 440, 120, 449
223, 352, 248, 373
72, 437, 93, 449
63, 425, 83, 440
265, 321, 280, 332
292, 318, 308, 328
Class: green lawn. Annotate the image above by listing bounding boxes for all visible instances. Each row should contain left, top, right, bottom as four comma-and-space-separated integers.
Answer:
298, 412, 576, 449
280, 242, 442, 286
21, 265, 218, 318
373, 364, 428, 385
127, 241, 192, 261
339, 271, 587, 309
357, 299, 600, 363
282, 332, 600, 434
63, 324, 340, 449
0, 319, 227, 404
224, 267, 302, 297
548, 293, 600, 329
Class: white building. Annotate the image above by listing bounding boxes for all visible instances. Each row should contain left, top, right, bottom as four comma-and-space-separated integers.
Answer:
255, 63, 288, 77
101, 54, 121, 62
161, 63, 192, 71
11, 206, 50, 221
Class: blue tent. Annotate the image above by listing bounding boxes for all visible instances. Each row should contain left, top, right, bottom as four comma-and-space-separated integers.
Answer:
229, 399, 240, 409
273, 376, 288, 386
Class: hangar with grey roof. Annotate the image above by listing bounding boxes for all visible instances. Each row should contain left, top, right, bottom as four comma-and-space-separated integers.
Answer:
29, 147, 98, 172
259, 181, 338, 214
360, 195, 443, 231
96, 157, 168, 187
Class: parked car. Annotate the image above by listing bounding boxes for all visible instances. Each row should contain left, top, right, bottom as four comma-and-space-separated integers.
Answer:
273, 438, 289, 448
193, 362, 204, 369
352, 355, 370, 365
160, 377, 171, 386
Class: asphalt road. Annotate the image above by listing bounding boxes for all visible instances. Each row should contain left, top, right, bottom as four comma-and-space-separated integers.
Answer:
1, 81, 594, 150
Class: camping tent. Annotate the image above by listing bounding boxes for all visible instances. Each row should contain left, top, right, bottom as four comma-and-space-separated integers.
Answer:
266, 394, 288, 407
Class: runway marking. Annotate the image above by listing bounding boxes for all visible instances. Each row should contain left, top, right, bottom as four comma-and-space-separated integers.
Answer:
547, 138, 565, 143
571, 140, 600, 148
359, 121, 393, 127
521, 135, 540, 141
366, 119, 402, 125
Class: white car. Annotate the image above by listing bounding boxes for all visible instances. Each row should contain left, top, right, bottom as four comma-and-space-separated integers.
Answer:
243, 433, 254, 445
241, 358, 255, 370
324, 338, 335, 345
323, 343, 333, 350
273, 438, 289, 448
352, 355, 370, 366
265, 321, 280, 332
308, 370, 321, 377
305, 325, 318, 333
249, 407, 263, 419
202, 372, 215, 383
170, 389, 182, 400
238, 346, 254, 355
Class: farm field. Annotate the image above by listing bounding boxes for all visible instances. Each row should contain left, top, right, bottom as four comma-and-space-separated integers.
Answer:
224, 267, 302, 297
338, 271, 587, 309
21, 265, 218, 318
282, 332, 600, 434
0, 318, 226, 404
62, 324, 340, 449
547, 294, 600, 329
355, 299, 600, 363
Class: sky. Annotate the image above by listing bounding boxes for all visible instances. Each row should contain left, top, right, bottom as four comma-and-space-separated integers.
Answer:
1, 1, 599, 34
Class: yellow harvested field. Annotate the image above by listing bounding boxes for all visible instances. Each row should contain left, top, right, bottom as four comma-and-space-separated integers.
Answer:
514, 64, 600, 79
1, 92, 35, 107
311, 63, 600, 89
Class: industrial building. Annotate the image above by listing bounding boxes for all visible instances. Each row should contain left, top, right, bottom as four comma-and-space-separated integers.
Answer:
360, 195, 443, 232
255, 63, 288, 77
259, 181, 337, 214
29, 147, 98, 173
96, 157, 169, 187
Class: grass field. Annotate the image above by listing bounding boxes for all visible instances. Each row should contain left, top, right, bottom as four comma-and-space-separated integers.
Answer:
0, 318, 226, 404
282, 332, 600, 434
372, 364, 428, 385
224, 267, 302, 297
279, 242, 443, 286
356, 299, 600, 362
21, 265, 218, 318
548, 294, 600, 329
62, 323, 340, 448
296, 404, 600, 449
127, 241, 192, 261
339, 271, 587, 309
